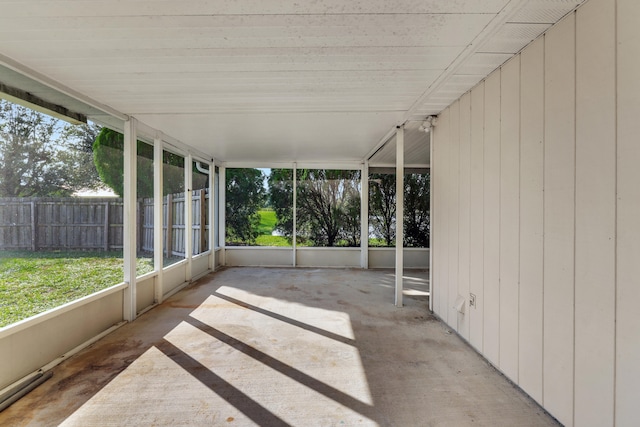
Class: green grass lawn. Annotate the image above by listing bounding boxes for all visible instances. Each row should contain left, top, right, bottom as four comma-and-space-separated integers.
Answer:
256, 209, 290, 247
256, 209, 277, 235
0, 251, 155, 328
368, 238, 395, 247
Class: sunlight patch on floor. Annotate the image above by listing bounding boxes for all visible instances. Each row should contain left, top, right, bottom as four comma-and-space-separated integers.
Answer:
215, 285, 356, 341
164, 320, 377, 425
60, 347, 239, 426
188, 291, 373, 405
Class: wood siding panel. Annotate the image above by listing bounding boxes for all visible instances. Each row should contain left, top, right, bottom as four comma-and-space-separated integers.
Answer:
483, 71, 501, 366
433, 108, 451, 321
499, 56, 520, 381
574, 1, 616, 425
518, 37, 544, 404
616, 0, 640, 424
447, 101, 461, 327
469, 83, 485, 352
543, 14, 575, 427
458, 92, 471, 339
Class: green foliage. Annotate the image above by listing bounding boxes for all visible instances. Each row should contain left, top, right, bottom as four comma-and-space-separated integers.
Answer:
0, 100, 100, 197
255, 235, 290, 246
404, 173, 430, 247
92, 128, 126, 197
275, 169, 361, 247
369, 173, 396, 246
92, 128, 186, 197
368, 172, 430, 247
268, 169, 294, 237
297, 169, 361, 247
225, 168, 265, 244
60, 121, 103, 190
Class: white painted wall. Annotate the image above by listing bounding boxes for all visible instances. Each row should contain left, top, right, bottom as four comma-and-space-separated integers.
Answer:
296, 247, 361, 268
431, 0, 639, 425
368, 248, 429, 269
0, 287, 124, 391
136, 275, 155, 313
225, 247, 294, 267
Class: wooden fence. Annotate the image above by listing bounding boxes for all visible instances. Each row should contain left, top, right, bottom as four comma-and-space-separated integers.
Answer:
0, 189, 209, 255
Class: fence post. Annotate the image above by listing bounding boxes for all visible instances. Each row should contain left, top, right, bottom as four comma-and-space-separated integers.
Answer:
199, 189, 206, 253
165, 193, 173, 258
30, 201, 38, 251
104, 202, 110, 251
136, 200, 142, 253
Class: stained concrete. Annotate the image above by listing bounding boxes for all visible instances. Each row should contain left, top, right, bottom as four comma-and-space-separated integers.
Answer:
0, 268, 559, 426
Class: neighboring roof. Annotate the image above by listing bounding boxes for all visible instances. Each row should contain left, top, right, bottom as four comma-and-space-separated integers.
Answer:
0, 0, 586, 164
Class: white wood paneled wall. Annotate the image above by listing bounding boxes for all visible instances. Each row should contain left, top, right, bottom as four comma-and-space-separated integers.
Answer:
616, 1, 640, 425
468, 83, 485, 353
518, 36, 544, 405
431, 0, 640, 425
482, 70, 501, 368
542, 12, 575, 426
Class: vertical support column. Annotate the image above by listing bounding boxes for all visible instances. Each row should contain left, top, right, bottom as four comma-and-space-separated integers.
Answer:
136, 200, 142, 253
199, 189, 206, 254
292, 163, 297, 267
218, 166, 226, 266
103, 202, 110, 251
395, 125, 405, 307
153, 136, 164, 303
360, 161, 369, 269
208, 158, 216, 271
165, 194, 173, 259
30, 201, 37, 251
428, 121, 435, 312
185, 154, 193, 281
123, 118, 137, 321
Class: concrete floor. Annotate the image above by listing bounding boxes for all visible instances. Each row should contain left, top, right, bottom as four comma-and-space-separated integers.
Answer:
0, 268, 559, 426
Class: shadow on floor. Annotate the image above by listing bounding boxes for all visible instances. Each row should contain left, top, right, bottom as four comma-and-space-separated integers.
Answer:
0, 268, 558, 427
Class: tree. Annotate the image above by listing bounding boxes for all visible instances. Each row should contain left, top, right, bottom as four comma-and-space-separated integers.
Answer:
225, 168, 265, 244
280, 169, 360, 247
0, 100, 99, 197
369, 173, 396, 246
92, 128, 185, 198
368, 171, 430, 247
60, 121, 103, 191
268, 169, 294, 238
403, 173, 430, 247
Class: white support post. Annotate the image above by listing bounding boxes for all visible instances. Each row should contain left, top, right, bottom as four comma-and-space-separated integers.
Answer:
153, 136, 164, 304
123, 118, 137, 321
208, 158, 216, 271
361, 161, 369, 269
218, 166, 226, 266
428, 129, 434, 313
185, 154, 193, 281
292, 163, 297, 267
395, 126, 405, 307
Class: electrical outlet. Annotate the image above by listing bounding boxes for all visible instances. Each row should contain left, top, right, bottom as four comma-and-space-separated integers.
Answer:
469, 293, 476, 308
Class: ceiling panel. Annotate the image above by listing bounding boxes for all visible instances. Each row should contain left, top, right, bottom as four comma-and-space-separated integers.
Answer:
0, 0, 587, 164
456, 53, 514, 75
2, 0, 511, 17
369, 121, 430, 167
135, 111, 406, 163
509, 0, 584, 23
478, 22, 553, 53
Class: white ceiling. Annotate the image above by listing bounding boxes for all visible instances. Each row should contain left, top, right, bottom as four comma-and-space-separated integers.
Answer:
0, 0, 586, 164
